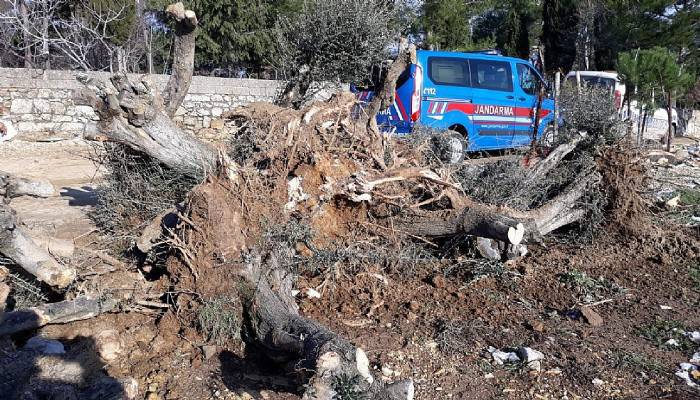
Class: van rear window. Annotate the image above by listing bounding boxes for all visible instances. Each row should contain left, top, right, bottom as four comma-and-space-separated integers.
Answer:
470, 59, 513, 92
428, 57, 470, 87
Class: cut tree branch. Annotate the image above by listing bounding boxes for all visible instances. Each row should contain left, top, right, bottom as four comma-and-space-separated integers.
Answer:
1, 171, 54, 198
0, 203, 76, 288
0, 296, 118, 336
162, 2, 198, 117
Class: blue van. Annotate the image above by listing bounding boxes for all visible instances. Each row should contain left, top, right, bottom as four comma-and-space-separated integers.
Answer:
355, 50, 556, 157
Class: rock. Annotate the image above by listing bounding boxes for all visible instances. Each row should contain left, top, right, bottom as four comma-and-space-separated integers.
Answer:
145, 392, 160, 400
33, 99, 52, 114
488, 346, 520, 365
513, 347, 544, 371
675, 149, 690, 161
381, 364, 395, 377
121, 378, 139, 399
0, 282, 9, 312
429, 274, 447, 289
527, 320, 544, 332
305, 288, 321, 299
666, 195, 681, 210
202, 344, 217, 360
210, 118, 225, 129
516, 347, 544, 363
505, 243, 528, 260
686, 331, 700, 344
24, 337, 65, 354
94, 330, 123, 361
592, 378, 604, 386
690, 352, 700, 364
580, 305, 604, 327
10, 98, 33, 114
476, 237, 501, 260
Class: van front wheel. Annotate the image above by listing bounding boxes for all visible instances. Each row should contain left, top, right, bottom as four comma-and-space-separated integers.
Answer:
432, 130, 466, 165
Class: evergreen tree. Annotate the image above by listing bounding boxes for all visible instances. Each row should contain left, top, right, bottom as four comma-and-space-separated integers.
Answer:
421, 0, 471, 50
541, 0, 577, 73
190, 0, 299, 73
497, 0, 534, 59
638, 47, 694, 150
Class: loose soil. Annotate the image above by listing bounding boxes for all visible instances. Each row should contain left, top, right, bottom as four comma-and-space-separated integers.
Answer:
3, 140, 700, 400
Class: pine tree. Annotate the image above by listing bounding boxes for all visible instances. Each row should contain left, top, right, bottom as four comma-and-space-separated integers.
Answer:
638, 47, 694, 151
497, 0, 535, 59
190, 0, 298, 72
421, 0, 471, 50
541, 0, 577, 73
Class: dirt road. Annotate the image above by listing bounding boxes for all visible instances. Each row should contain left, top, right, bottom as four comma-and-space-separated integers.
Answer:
1, 139, 101, 241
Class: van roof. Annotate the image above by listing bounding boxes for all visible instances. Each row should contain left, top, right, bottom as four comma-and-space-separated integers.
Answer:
566, 70, 619, 80
416, 49, 529, 64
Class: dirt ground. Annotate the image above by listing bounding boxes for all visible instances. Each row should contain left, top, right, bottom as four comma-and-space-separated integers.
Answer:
2, 139, 700, 400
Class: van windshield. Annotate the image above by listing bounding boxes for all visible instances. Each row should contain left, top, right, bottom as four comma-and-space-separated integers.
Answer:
567, 75, 616, 90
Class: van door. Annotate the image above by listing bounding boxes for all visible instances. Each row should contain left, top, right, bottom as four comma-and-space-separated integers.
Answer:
512, 63, 544, 147
468, 58, 517, 150
421, 56, 473, 135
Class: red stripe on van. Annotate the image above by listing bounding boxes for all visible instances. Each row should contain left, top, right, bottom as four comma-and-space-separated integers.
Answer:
395, 94, 409, 121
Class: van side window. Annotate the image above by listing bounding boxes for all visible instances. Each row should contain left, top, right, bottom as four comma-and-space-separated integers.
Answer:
469, 59, 513, 92
428, 57, 470, 86
516, 64, 540, 95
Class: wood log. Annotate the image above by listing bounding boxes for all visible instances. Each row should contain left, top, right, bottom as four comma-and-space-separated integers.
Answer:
0, 171, 54, 198
76, 3, 223, 179
524, 136, 582, 185
33, 235, 75, 258
390, 169, 596, 245
0, 296, 118, 336
0, 204, 76, 288
240, 252, 414, 400
136, 206, 177, 253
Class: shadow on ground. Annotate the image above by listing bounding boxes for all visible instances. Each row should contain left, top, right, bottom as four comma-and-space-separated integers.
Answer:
60, 186, 98, 207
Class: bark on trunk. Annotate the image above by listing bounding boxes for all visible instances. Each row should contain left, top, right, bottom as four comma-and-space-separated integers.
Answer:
390, 169, 595, 244
20, 0, 32, 68
78, 73, 223, 178
0, 204, 75, 288
0, 296, 118, 336
162, 2, 198, 118
365, 40, 415, 138
666, 91, 673, 152
239, 252, 414, 400
76, 4, 219, 179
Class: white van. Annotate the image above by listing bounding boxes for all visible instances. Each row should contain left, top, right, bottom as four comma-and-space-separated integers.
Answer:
565, 71, 625, 111
566, 70, 679, 141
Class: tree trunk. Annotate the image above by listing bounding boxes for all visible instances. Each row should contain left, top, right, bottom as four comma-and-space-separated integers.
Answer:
0, 203, 76, 288
239, 252, 414, 400
365, 40, 415, 138
390, 169, 594, 245
41, 8, 49, 70
666, 91, 673, 152
162, 2, 198, 117
19, 0, 32, 68
0, 296, 118, 336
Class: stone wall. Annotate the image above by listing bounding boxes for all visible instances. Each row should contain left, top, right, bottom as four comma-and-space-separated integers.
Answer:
0, 68, 283, 140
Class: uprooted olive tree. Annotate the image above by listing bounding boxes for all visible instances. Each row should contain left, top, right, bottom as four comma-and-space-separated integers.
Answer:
0, 3, 644, 399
